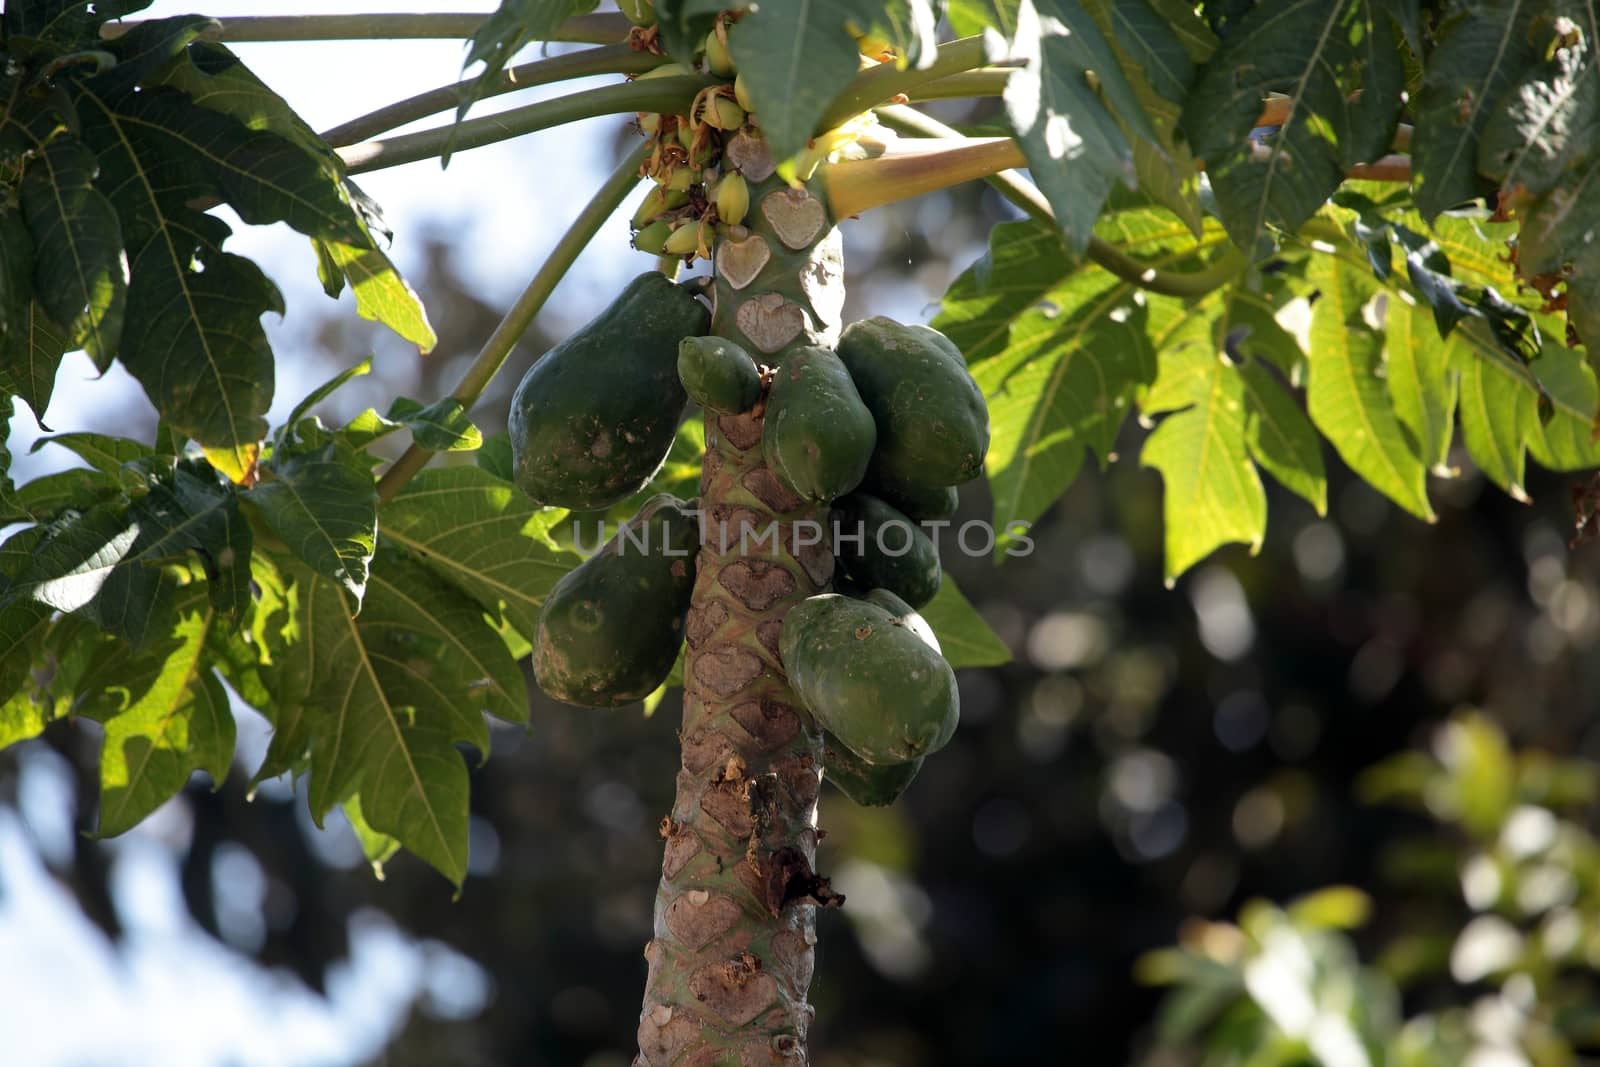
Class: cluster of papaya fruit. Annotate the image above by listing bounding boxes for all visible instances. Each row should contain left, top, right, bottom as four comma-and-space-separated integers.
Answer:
507, 264, 989, 809
622, 3, 887, 262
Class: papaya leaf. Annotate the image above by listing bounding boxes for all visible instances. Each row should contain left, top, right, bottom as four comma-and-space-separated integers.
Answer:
381, 466, 578, 640
1476, 15, 1600, 199
344, 795, 401, 876
247, 441, 377, 606
18, 136, 127, 369
0, 467, 123, 525
1454, 339, 1532, 498
918, 575, 1011, 668
1178, 0, 1404, 250
32, 431, 157, 475
0, 205, 51, 409
728, 0, 863, 161
313, 238, 438, 352
653, 1, 725, 65
936, 211, 1230, 557
277, 548, 528, 887
946, 0, 1021, 38
1237, 360, 1327, 518
282, 357, 375, 437
0, 613, 103, 752
461, 1, 603, 125
91, 14, 217, 96
1411, 3, 1541, 220
77, 595, 234, 837
1518, 159, 1600, 349
1305, 254, 1434, 521
1003, 0, 1156, 252
8, 302, 72, 421
144, 44, 435, 352
387, 397, 483, 453
1139, 337, 1265, 583
1383, 295, 1459, 474
476, 432, 518, 483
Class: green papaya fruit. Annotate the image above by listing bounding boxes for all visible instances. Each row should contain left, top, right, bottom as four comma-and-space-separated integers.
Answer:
863, 465, 959, 521
533, 494, 699, 707
763, 345, 876, 502
836, 316, 989, 487
861, 588, 941, 652
834, 493, 941, 609
823, 730, 923, 806
780, 593, 958, 764
678, 335, 763, 415
509, 273, 710, 509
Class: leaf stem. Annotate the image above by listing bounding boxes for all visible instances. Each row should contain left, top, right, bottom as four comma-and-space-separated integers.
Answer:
374, 140, 652, 504
872, 106, 1246, 299
906, 69, 1012, 103
336, 75, 712, 175
816, 36, 996, 132
321, 45, 668, 147
99, 12, 630, 44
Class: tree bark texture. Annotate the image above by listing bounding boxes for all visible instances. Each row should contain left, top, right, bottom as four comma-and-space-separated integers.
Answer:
636, 150, 846, 1066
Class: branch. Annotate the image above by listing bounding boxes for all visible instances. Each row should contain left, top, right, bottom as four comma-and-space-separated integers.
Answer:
816, 36, 996, 132
336, 75, 712, 175
321, 45, 667, 147
100, 12, 630, 44
867, 105, 1246, 299
375, 140, 653, 504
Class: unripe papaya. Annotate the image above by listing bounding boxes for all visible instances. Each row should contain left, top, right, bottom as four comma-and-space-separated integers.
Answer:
861, 588, 941, 653
509, 273, 709, 509
863, 465, 959, 521
823, 730, 923, 806
763, 346, 876, 503
837, 317, 989, 487
633, 219, 672, 254
678, 336, 763, 415
533, 494, 699, 707
780, 593, 959, 764
834, 493, 941, 609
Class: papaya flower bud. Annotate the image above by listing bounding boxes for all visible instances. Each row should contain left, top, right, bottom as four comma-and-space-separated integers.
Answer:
716, 172, 749, 227
632, 219, 672, 254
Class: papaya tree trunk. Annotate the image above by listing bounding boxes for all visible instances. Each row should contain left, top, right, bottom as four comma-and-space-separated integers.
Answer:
636, 138, 846, 1066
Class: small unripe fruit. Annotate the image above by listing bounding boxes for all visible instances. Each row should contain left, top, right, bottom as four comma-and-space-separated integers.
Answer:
706, 96, 745, 130
663, 221, 700, 256
675, 121, 695, 150
639, 62, 691, 80
704, 30, 735, 76
632, 219, 672, 254
631, 185, 688, 229
666, 166, 696, 192
716, 172, 749, 226
619, 0, 655, 27
733, 72, 754, 114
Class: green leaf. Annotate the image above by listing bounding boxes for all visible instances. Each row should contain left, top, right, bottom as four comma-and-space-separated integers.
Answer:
343, 795, 401, 876
476, 432, 518, 483
918, 575, 1011, 667
93, 14, 218, 95
937, 212, 1229, 555
283, 357, 374, 434
1518, 156, 1600, 348
77, 596, 235, 836
1079, 0, 1204, 235
462, 1, 604, 124
1476, 14, 1600, 199
654, 0, 730, 67
947, 0, 1021, 38
1140, 330, 1265, 583
33, 432, 157, 475
312, 238, 438, 352
728, 0, 862, 161
247, 442, 378, 605
1454, 335, 1532, 497
1411, 3, 1541, 220
4, 302, 72, 420
1381, 295, 1458, 473
1305, 254, 1434, 521
0, 614, 103, 751
1525, 341, 1600, 472
1238, 361, 1327, 516
277, 548, 528, 887
1178, 0, 1404, 249
18, 136, 127, 368
0, 467, 123, 525
381, 466, 578, 640
1003, 0, 1155, 251
387, 397, 483, 453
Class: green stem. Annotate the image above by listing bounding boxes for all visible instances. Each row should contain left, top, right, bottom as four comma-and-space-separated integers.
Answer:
816, 36, 994, 132
321, 45, 668, 147
906, 68, 1011, 103
99, 12, 630, 44
337, 75, 712, 175
374, 140, 651, 504
877, 105, 1246, 299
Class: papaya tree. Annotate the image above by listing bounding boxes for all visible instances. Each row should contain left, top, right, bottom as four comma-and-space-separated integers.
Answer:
3, 0, 1600, 1063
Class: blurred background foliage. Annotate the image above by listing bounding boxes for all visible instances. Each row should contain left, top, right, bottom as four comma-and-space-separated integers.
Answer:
4, 120, 1600, 1064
